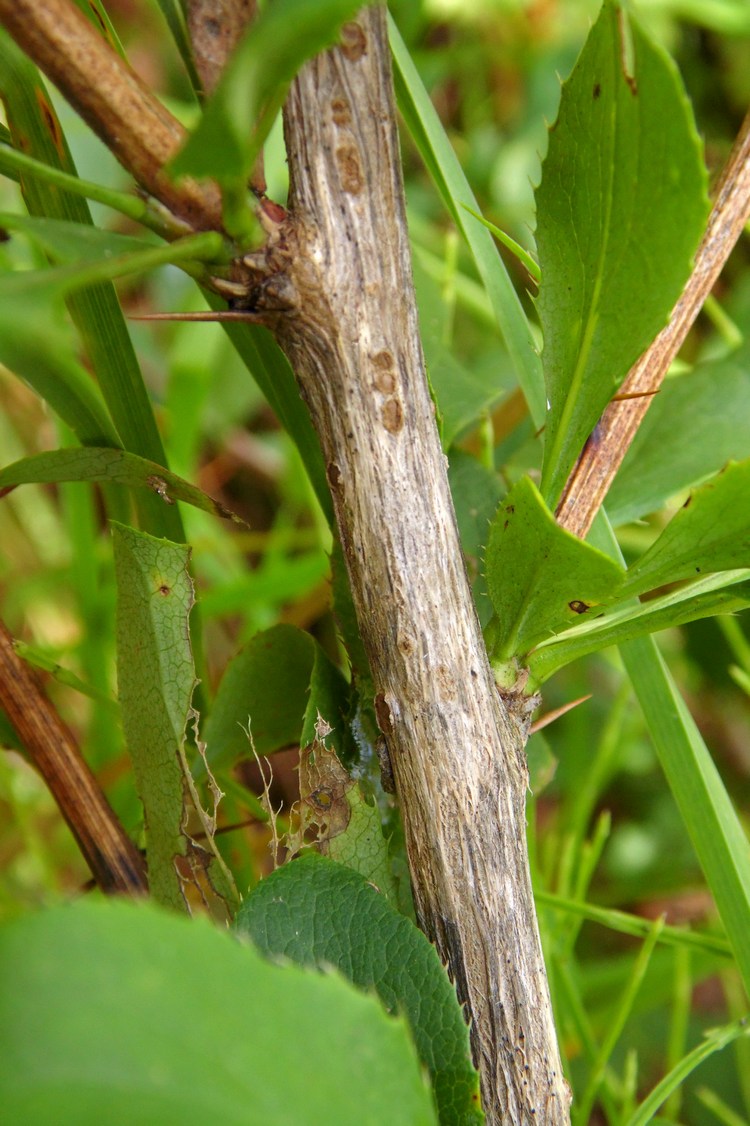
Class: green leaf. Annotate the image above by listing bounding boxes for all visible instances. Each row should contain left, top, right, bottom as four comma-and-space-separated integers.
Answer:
210, 308, 332, 524
201, 624, 350, 773
529, 571, 750, 684
0, 210, 156, 261
460, 204, 541, 284
0, 31, 185, 539
623, 1018, 750, 1126
412, 256, 509, 447
327, 781, 397, 899
153, 0, 203, 98
0, 294, 120, 447
536, 0, 709, 506
620, 460, 750, 597
607, 359, 750, 525
0, 899, 436, 1125
590, 514, 750, 1002
484, 476, 624, 660
235, 854, 483, 1125
289, 741, 397, 902
0, 447, 246, 525
170, 0, 363, 186
389, 14, 544, 425
113, 523, 234, 912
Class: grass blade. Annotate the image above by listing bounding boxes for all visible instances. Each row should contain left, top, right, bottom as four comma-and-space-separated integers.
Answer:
388, 14, 544, 425
591, 514, 750, 1000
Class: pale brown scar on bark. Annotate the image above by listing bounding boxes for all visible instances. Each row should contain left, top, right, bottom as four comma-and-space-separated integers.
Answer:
340, 22, 367, 61
336, 143, 363, 194
330, 96, 351, 127
372, 349, 397, 393
381, 397, 404, 433
374, 692, 394, 735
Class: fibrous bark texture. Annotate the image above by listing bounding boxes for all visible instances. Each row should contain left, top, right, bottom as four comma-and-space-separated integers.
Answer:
274, 8, 570, 1122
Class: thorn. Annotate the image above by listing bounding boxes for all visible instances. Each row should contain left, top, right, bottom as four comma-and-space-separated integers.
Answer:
529, 693, 591, 735
130, 310, 266, 323
612, 389, 660, 401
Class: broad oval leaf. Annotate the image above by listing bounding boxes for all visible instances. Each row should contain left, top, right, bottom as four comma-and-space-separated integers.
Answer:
235, 854, 483, 1125
536, 0, 709, 506
0, 899, 436, 1126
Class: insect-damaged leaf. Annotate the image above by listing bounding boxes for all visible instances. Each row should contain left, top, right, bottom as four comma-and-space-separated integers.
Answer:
113, 523, 236, 913
484, 476, 624, 661
536, 0, 708, 507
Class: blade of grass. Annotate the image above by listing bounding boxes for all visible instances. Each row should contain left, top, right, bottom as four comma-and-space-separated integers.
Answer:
204, 297, 332, 524
589, 512, 750, 1000
534, 888, 731, 960
664, 947, 692, 1121
388, 14, 544, 426
0, 141, 193, 237
696, 1086, 748, 1126
622, 634, 750, 993
623, 1017, 750, 1126
0, 31, 184, 541
574, 917, 665, 1125
461, 204, 541, 284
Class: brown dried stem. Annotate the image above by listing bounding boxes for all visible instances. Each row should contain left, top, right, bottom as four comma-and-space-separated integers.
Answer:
0, 0, 223, 231
556, 106, 750, 539
0, 620, 147, 896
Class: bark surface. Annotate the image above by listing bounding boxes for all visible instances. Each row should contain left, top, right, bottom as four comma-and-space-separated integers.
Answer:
271, 8, 570, 1122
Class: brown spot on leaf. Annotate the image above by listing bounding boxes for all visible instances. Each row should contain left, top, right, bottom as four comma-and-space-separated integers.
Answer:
336, 144, 364, 194
381, 397, 403, 433
34, 89, 63, 154
340, 21, 367, 61
158, 584, 171, 597
147, 475, 175, 505
593, 82, 601, 99
568, 600, 590, 614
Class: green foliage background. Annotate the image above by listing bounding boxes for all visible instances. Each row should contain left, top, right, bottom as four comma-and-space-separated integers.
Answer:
1, 1, 750, 1123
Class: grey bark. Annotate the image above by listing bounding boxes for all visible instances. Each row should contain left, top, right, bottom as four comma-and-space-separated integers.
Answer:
268, 8, 571, 1122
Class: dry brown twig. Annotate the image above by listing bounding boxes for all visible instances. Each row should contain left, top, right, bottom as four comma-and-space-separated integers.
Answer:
0, 619, 147, 895
555, 106, 750, 538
